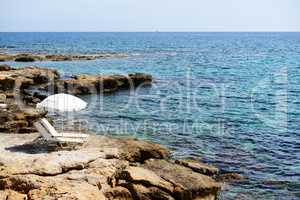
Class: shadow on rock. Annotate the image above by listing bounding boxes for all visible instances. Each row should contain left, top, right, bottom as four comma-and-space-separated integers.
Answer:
5, 137, 79, 154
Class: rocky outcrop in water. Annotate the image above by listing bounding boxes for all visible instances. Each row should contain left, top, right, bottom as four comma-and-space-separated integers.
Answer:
0, 53, 127, 62
0, 66, 59, 133
0, 66, 152, 99
0, 66, 59, 94
58, 73, 152, 95
0, 66, 152, 133
0, 133, 222, 200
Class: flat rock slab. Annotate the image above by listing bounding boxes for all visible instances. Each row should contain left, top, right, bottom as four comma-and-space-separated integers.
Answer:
142, 159, 220, 200
0, 133, 221, 200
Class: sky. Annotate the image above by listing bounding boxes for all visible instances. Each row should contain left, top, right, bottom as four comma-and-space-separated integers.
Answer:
0, 0, 299, 32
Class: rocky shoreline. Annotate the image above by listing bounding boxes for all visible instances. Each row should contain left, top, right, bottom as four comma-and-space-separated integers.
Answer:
0, 65, 152, 133
0, 133, 237, 200
0, 64, 242, 199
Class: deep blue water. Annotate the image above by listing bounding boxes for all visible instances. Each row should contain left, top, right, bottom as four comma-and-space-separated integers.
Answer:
1, 32, 300, 199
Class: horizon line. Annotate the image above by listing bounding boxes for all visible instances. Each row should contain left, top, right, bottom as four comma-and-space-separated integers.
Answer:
1, 31, 300, 33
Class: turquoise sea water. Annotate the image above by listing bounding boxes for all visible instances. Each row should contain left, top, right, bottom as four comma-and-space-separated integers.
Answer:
0, 32, 300, 199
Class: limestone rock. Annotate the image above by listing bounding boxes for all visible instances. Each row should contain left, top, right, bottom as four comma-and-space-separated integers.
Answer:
143, 159, 221, 200
5, 120, 29, 131
16, 66, 60, 84
217, 172, 243, 182
0, 175, 45, 194
0, 134, 221, 200
118, 139, 170, 162
15, 55, 36, 62
175, 159, 219, 176
0, 53, 127, 62
0, 77, 15, 91
59, 73, 152, 95
0, 66, 59, 95
129, 184, 175, 200
61, 79, 99, 95
0, 66, 56, 133
0, 64, 11, 71
128, 73, 152, 86
0, 108, 46, 133
110, 75, 131, 89
0, 189, 27, 200
28, 181, 106, 200
115, 166, 174, 193
104, 186, 132, 200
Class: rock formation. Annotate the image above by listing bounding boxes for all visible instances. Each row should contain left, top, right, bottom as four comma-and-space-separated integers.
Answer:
0, 66, 58, 133
0, 65, 241, 199
0, 53, 127, 62
0, 133, 223, 200
0, 65, 152, 133
58, 73, 152, 95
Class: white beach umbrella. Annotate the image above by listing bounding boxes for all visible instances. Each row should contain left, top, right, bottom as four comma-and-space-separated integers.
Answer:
36, 93, 87, 112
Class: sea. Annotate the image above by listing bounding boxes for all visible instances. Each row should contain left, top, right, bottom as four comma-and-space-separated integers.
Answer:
0, 32, 299, 199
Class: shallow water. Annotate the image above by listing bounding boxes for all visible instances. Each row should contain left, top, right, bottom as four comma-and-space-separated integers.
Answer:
1, 32, 300, 199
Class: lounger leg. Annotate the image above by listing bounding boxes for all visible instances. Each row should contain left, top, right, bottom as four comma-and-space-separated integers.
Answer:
32, 136, 42, 143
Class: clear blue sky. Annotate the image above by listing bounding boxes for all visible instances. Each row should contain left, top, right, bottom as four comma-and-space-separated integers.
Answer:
0, 0, 299, 32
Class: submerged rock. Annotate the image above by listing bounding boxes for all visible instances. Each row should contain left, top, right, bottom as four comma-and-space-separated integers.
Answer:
216, 172, 244, 182
0, 52, 127, 62
175, 159, 219, 176
14, 55, 36, 62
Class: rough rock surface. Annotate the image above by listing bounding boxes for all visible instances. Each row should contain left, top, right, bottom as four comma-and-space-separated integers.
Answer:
175, 159, 219, 176
0, 64, 11, 71
0, 66, 58, 133
0, 101, 47, 133
58, 73, 152, 94
0, 65, 152, 97
0, 66, 59, 97
142, 159, 220, 200
216, 172, 244, 182
0, 53, 127, 62
0, 133, 221, 200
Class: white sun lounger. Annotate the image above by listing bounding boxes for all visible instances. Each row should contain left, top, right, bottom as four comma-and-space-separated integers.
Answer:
33, 118, 89, 143
0, 104, 7, 109
40, 118, 89, 138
